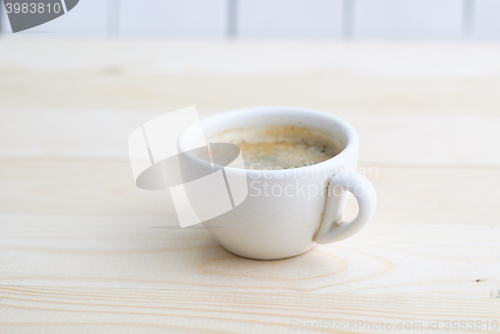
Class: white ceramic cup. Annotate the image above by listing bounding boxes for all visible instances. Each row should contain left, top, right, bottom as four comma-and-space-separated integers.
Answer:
178, 107, 377, 260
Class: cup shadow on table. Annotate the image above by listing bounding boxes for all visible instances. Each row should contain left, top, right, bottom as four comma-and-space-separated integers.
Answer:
152, 226, 349, 282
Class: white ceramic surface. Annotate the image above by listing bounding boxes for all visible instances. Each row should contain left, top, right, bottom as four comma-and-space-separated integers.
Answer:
178, 107, 377, 260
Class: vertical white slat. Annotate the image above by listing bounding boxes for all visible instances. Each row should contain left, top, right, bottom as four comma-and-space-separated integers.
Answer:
474, 0, 500, 39
0, 0, 8, 33
0, 0, 107, 35
238, 0, 343, 39
227, 0, 237, 38
462, 0, 475, 38
119, 0, 226, 37
342, 0, 355, 39
354, 0, 463, 40
107, 0, 120, 37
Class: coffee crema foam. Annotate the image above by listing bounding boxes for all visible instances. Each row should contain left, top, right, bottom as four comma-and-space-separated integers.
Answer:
207, 126, 342, 170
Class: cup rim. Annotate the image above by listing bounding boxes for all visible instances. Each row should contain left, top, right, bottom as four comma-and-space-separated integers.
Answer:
177, 106, 359, 175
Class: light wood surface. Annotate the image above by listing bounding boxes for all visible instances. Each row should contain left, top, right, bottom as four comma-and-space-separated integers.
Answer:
1, 39, 500, 333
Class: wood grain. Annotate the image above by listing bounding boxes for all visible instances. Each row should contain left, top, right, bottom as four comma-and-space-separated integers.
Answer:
2, 41, 500, 117
1, 40, 500, 333
1, 209, 500, 295
1, 287, 499, 334
2, 110, 500, 167
2, 158, 500, 225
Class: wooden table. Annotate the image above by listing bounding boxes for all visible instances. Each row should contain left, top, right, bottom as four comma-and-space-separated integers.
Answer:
1, 39, 500, 333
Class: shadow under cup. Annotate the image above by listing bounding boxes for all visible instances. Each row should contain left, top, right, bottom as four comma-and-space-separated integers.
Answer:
178, 107, 360, 260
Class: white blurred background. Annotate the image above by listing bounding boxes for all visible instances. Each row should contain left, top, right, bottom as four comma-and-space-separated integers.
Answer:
1, 0, 500, 39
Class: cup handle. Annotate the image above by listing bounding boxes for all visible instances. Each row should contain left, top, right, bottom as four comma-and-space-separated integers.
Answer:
315, 171, 377, 244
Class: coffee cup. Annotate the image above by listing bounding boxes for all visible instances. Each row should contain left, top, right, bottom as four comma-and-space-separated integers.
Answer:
178, 107, 377, 260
